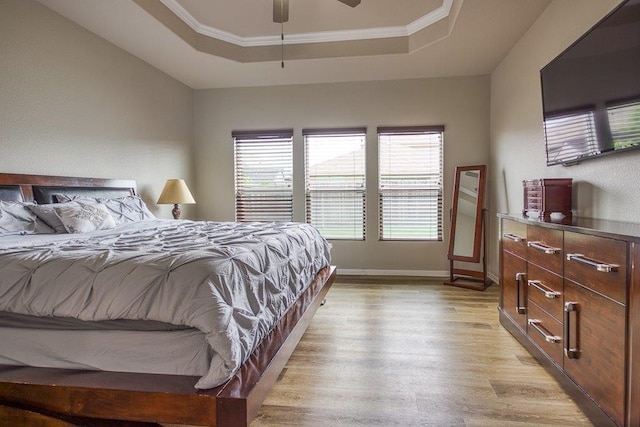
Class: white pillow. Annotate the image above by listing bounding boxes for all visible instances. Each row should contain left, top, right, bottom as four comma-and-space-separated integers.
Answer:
53, 202, 116, 234
54, 194, 155, 225
0, 201, 54, 235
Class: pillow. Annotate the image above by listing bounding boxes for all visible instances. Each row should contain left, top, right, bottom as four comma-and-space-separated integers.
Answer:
27, 203, 69, 233
0, 201, 54, 235
53, 202, 116, 234
55, 194, 155, 225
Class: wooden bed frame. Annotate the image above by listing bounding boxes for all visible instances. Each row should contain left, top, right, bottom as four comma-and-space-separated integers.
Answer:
0, 173, 336, 426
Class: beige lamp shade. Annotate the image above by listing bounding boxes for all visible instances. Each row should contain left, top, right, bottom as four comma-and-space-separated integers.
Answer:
157, 179, 195, 219
157, 179, 196, 204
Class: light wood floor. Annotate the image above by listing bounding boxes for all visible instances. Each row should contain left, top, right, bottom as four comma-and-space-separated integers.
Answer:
252, 278, 593, 427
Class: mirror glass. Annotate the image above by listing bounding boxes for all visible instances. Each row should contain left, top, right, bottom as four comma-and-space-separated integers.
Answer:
448, 165, 485, 262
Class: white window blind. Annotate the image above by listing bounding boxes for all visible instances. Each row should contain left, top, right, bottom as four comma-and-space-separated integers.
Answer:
233, 129, 293, 222
378, 126, 444, 241
304, 128, 366, 240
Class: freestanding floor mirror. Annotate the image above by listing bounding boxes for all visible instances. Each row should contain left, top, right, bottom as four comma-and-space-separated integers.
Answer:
444, 165, 491, 291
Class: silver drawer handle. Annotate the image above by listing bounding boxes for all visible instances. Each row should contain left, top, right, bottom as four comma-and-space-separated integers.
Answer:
528, 280, 561, 299
528, 319, 561, 343
515, 272, 526, 315
503, 233, 525, 242
527, 241, 561, 254
566, 253, 619, 273
564, 302, 580, 359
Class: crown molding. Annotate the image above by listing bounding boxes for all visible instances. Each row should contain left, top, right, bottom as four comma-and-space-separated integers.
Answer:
160, 0, 454, 47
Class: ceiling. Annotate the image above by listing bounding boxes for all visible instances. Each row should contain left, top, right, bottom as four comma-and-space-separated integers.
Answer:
35, 0, 552, 89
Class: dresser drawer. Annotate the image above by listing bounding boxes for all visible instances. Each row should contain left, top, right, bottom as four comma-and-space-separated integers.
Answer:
501, 250, 528, 331
502, 219, 527, 258
527, 301, 563, 367
526, 189, 542, 198
527, 263, 563, 322
564, 232, 627, 304
527, 225, 563, 275
564, 280, 626, 425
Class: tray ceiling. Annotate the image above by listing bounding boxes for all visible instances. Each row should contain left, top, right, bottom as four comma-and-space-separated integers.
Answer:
35, 0, 552, 89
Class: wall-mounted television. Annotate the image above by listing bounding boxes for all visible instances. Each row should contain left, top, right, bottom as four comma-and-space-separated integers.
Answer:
541, 0, 640, 166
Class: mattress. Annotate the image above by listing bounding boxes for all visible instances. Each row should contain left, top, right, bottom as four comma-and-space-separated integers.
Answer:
0, 219, 331, 388
0, 326, 211, 377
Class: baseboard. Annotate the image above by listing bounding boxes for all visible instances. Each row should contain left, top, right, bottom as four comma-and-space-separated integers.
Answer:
336, 269, 500, 286
488, 271, 499, 284
337, 269, 449, 277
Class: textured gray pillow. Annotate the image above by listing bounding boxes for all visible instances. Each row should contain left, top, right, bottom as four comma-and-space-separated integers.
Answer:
27, 203, 69, 233
54, 194, 155, 225
0, 201, 54, 235
53, 202, 116, 233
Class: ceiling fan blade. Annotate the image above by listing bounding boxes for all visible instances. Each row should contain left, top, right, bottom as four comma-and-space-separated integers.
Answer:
338, 0, 360, 7
273, 0, 289, 23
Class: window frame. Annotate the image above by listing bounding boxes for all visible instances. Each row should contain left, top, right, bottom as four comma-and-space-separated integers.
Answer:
233, 129, 294, 223
303, 127, 367, 240
377, 125, 444, 241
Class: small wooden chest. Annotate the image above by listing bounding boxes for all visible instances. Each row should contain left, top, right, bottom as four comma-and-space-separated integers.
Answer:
522, 178, 572, 218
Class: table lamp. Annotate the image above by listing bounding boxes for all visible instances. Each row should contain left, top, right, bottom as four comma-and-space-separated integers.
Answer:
157, 179, 196, 219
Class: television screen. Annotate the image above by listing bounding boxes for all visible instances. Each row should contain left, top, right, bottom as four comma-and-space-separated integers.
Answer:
541, 0, 640, 166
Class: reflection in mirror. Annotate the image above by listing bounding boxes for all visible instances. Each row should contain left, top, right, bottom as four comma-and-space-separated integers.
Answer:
452, 170, 480, 258
445, 165, 490, 291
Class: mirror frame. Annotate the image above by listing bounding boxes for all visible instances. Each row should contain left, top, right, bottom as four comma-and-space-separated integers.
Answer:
447, 165, 486, 263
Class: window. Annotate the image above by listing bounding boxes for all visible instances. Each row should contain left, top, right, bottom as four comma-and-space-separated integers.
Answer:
233, 129, 293, 222
378, 126, 444, 240
304, 128, 366, 240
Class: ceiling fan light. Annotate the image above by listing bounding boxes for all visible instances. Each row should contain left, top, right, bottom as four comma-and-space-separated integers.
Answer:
273, 0, 289, 23
273, 0, 358, 24
338, 0, 361, 7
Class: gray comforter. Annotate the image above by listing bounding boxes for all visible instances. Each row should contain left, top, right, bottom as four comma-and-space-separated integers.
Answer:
0, 219, 330, 388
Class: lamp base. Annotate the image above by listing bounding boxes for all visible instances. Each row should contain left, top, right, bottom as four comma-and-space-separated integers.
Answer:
172, 204, 181, 220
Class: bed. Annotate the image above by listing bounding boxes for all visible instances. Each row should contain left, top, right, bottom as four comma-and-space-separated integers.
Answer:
0, 172, 335, 426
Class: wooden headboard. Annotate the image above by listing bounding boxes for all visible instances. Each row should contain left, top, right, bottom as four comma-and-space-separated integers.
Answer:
0, 173, 136, 203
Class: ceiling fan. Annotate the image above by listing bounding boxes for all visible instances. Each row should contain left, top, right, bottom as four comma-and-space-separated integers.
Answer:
273, 0, 361, 23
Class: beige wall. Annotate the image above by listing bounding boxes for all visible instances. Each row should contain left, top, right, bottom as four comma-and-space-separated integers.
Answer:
14, 0, 629, 279
194, 77, 490, 274
489, 0, 628, 278
0, 0, 194, 219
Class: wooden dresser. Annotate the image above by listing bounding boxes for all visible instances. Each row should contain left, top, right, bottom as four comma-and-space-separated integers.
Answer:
498, 214, 640, 427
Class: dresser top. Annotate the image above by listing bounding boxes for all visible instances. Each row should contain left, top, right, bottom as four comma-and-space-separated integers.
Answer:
498, 213, 640, 243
